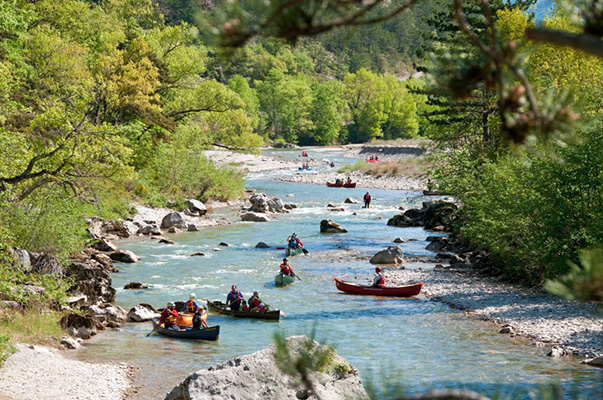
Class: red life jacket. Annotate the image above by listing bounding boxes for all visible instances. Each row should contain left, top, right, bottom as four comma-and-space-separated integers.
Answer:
364, 193, 371, 201
280, 264, 291, 275
185, 300, 197, 313
296, 238, 303, 248
250, 298, 261, 308
377, 275, 385, 288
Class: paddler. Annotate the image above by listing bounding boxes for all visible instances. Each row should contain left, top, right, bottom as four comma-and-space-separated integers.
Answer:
182, 293, 198, 313
191, 306, 208, 330
159, 302, 181, 331
248, 291, 263, 312
280, 258, 296, 277
372, 267, 385, 288
226, 285, 244, 311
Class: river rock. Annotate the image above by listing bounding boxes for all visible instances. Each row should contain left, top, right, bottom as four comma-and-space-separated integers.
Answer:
60, 313, 97, 340
29, 252, 63, 275
393, 237, 406, 243
109, 250, 139, 263
9, 247, 31, 271
124, 282, 148, 290
255, 242, 270, 248
186, 199, 207, 216
0, 301, 21, 311
320, 219, 348, 233
64, 257, 115, 305
91, 238, 117, 252
547, 347, 566, 357
164, 335, 369, 400
167, 227, 181, 234
283, 203, 297, 209
327, 203, 340, 208
137, 224, 161, 235
161, 212, 186, 230
425, 236, 452, 252
370, 245, 404, 264
329, 207, 345, 212
60, 337, 81, 350
248, 193, 287, 213
188, 252, 206, 257
344, 198, 360, 204
241, 212, 271, 222
86, 216, 130, 239
128, 305, 159, 322
187, 224, 199, 232
219, 242, 231, 246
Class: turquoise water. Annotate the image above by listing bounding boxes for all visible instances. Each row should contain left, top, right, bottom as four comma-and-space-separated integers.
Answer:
75, 150, 602, 399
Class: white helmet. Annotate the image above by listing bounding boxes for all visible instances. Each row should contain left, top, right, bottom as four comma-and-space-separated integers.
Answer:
190, 293, 196, 299
167, 301, 175, 307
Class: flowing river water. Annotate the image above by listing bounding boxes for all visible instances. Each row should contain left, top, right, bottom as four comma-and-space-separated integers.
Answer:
75, 149, 602, 399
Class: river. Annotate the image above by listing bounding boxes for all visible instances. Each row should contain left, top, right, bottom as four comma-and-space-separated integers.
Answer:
75, 149, 602, 399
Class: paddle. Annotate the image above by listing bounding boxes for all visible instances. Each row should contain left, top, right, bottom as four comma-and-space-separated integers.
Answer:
276, 247, 285, 250
146, 323, 157, 337
301, 248, 309, 255
220, 297, 241, 314
263, 303, 287, 318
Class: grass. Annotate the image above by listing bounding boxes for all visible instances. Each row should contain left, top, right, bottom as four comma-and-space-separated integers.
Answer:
0, 309, 65, 366
338, 157, 433, 178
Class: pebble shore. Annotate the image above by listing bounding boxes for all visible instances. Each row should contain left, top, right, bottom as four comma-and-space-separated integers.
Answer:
387, 267, 603, 359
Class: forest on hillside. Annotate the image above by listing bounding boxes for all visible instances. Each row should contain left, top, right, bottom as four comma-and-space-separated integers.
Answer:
0, 0, 601, 307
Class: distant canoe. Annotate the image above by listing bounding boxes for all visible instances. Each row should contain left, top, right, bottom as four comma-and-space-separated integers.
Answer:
206, 300, 281, 320
298, 167, 312, 171
333, 277, 423, 297
150, 319, 219, 341
326, 182, 356, 188
366, 159, 380, 163
275, 273, 296, 287
422, 190, 447, 196
285, 247, 304, 257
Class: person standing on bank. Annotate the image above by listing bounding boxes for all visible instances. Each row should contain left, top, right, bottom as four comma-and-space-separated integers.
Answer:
363, 191, 372, 209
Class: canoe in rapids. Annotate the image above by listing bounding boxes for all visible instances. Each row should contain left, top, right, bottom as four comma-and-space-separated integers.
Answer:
286, 247, 304, 257
333, 277, 423, 297
275, 273, 296, 287
206, 300, 281, 320
150, 319, 219, 341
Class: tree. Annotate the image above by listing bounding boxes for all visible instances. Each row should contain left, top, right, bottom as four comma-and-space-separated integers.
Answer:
308, 81, 345, 145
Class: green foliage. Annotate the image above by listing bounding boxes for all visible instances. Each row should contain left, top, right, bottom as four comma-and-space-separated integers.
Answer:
0, 334, 16, 366
545, 248, 603, 302
439, 127, 603, 284
308, 81, 345, 145
0, 309, 66, 355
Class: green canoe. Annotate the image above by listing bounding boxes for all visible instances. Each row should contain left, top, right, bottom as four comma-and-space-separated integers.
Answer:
275, 273, 296, 287
285, 247, 304, 257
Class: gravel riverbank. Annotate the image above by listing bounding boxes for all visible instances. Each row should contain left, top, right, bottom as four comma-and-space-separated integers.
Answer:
0, 344, 132, 400
386, 267, 603, 359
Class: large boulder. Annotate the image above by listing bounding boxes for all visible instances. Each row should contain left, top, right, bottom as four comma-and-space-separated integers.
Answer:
128, 305, 159, 322
425, 236, 452, 252
29, 253, 63, 275
64, 259, 116, 305
241, 212, 271, 222
186, 199, 207, 216
423, 201, 458, 229
165, 336, 369, 400
86, 216, 130, 239
320, 219, 348, 233
109, 250, 140, 263
137, 224, 161, 236
370, 245, 404, 265
161, 212, 186, 230
91, 238, 117, 253
248, 193, 287, 213
344, 198, 360, 204
387, 213, 422, 228
9, 247, 30, 271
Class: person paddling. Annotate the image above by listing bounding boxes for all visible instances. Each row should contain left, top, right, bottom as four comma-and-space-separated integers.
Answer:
182, 293, 198, 313
280, 258, 296, 277
248, 291, 263, 312
191, 306, 208, 330
226, 285, 244, 311
159, 302, 181, 331
372, 267, 385, 288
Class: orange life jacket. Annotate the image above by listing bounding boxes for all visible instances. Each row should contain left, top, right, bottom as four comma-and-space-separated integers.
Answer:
280, 264, 291, 275
185, 300, 197, 313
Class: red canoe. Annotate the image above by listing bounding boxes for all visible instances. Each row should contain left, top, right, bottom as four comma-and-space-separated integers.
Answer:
333, 277, 423, 297
326, 182, 357, 188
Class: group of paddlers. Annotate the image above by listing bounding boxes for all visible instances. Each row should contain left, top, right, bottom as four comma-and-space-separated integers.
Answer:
367, 156, 379, 161
158, 293, 208, 331
300, 162, 310, 169
225, 285, 268, 312
301, 151, 309, 157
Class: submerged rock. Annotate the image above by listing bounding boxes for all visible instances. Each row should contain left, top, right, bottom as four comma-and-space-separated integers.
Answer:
241, 212, 270, 222
164, 336, 369, 400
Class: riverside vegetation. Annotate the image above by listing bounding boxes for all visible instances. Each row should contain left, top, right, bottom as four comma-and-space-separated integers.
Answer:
0, 0, 602, 394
